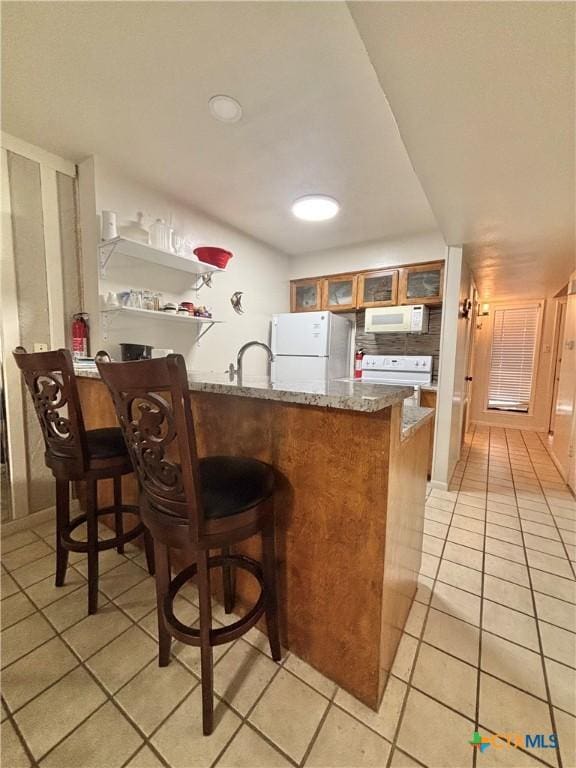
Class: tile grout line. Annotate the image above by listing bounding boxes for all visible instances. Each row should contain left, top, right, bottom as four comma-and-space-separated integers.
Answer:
472, 427, 490, 768
515, 428, 573, 768
1, 692, 41, 768
6, 524, 430, 766
4, 433, 574, 768
1, 558, 156, 679
4, 538, 347, 768
383, 425, 473, 768
3, 555, 213, 766
296, 683, 338, 768
473, 428, 560, 768
8, 599, 192, 767
504, 429, 561, 766
422, 525, 576, 605
520, 430, 576, 582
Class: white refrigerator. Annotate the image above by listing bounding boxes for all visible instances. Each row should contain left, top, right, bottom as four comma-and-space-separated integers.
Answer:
271, 312, 352, 381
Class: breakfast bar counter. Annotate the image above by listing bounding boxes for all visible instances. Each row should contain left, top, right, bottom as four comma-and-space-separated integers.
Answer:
75, 369, 432, 710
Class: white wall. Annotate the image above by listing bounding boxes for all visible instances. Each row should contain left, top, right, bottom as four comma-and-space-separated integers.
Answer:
79, 157, 290, 376
289, 230, 446, 279
432, 247, 475, 488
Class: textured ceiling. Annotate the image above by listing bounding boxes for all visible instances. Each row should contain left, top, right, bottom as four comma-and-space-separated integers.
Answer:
349, 1, 575, 298
1, 1, 437, 255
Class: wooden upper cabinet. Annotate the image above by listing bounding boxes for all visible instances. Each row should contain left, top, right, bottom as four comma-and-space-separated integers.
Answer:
290, 260, 444, 312
357, 269, 398, 308
290, 278, 323, 312
321, 274, 357, 312
398, 262, 444, 305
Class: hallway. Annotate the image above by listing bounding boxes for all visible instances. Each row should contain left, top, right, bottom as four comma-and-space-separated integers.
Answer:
1, 427, 575, 768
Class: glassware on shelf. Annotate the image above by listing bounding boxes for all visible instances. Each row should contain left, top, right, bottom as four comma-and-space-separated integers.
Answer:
167, 226, 175, 253
142, 290, 155, 311
150, 218, 169, 250
128, 289, 143, 309
173, 234, 185, 255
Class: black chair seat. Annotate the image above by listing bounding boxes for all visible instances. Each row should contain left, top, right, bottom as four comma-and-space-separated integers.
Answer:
200, 456, 275, 520
86, 428, 128, 460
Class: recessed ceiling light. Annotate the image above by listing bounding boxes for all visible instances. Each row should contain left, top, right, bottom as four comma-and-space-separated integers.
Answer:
292, 195, 340, 222
209, 95, 243, 123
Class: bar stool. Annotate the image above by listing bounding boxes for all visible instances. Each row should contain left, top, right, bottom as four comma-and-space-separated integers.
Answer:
13, 347, 154, 614
97, 353, 281, 735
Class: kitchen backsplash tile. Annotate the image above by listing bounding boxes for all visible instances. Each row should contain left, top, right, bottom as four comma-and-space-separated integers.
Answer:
355, 307, 442, 381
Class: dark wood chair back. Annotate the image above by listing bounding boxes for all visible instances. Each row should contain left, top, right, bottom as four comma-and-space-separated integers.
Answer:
13, 346, 88, 477
96, 354, 205, 543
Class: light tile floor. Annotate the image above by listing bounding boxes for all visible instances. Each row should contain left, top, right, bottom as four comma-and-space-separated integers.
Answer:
1, 427, 575, 768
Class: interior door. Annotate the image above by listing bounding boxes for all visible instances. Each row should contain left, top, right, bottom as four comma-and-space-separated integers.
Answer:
552, 279, 576, 487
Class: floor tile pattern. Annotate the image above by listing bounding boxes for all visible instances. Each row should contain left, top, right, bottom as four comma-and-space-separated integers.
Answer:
1, 427, 575, 768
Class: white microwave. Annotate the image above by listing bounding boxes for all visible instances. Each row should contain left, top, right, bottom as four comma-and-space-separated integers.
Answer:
364, 305, 430, 334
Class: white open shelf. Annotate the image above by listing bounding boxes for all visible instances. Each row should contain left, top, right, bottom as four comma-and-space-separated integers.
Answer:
100, 305, 222, 324
98, 236, 226, 276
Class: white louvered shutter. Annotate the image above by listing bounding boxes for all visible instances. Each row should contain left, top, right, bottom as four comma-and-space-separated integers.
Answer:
487, 305, 540, 413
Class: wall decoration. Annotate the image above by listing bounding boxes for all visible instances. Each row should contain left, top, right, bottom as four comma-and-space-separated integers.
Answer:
230, 291, 244, 314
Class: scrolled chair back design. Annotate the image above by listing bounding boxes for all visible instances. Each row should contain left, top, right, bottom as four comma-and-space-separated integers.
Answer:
12, 347, 87, 471
112, 389, 184, 501
32, 373, 74, 442
97, 354, 203, 527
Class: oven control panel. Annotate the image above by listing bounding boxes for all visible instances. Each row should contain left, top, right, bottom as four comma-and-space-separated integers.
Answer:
362, 355, 433, 373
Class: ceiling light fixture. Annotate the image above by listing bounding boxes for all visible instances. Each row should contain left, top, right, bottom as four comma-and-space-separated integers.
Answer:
291, 195, 340, 222
208, 95, 243, 123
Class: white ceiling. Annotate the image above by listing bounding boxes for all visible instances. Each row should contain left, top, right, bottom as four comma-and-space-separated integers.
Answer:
349, 1, 575, 299
1, 1, 437, 255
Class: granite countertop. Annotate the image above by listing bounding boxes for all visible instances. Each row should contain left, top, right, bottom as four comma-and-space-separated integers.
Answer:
401, 405, 435, 440
75, 367, 413, 414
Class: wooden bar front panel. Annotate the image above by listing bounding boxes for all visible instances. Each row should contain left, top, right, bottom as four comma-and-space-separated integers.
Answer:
76, 378, 426, 709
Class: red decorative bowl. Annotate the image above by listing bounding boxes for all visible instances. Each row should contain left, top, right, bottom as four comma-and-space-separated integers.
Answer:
193, 247, 233, 269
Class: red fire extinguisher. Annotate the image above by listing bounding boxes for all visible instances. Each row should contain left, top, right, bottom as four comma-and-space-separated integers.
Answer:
72, 313, 90, 359
354, 348, 364, 379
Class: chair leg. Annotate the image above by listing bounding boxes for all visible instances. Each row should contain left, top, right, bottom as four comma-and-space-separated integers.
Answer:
86, 477, 99, 615
55, 479, 70, 587
262, 514, 282, 661
197, 550, 214, 735
153, 540, 172, 667
222, 545, 235, 614
143, 527, 155, 576
113, 475, 124, 554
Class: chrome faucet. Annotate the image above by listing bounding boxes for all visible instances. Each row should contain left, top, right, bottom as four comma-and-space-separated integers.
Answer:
228, 341, 274, 384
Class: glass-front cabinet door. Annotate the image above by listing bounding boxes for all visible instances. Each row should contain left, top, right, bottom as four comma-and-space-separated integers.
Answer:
291, 279, 323, 312
357, 270, 398, 308
399, 262, 444, 305
322, 274, 357, 312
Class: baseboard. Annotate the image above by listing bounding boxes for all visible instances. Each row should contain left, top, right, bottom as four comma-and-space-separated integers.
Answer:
469, 419, 548, 433
546, 444, 569, 484
1, 500, 79, 536
428, 479, 448, 491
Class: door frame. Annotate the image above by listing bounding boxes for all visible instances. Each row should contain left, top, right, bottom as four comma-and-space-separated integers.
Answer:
1, 147, 29, 519
463, 286, 478, 437
549, 298, 567, 434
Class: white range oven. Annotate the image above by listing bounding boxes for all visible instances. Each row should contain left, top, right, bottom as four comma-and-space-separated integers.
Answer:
361, 355, 433, 406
